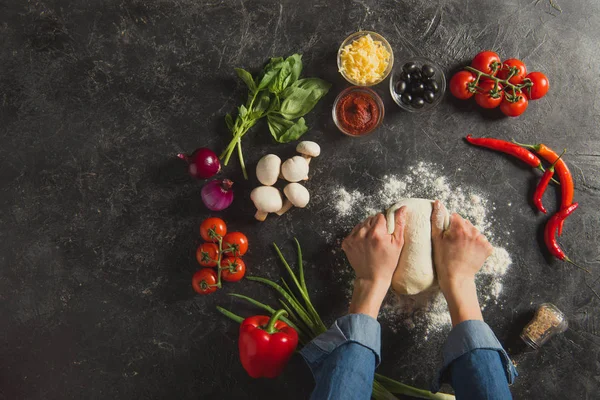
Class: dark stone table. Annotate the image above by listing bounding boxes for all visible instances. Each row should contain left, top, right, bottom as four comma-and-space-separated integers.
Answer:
2, 0, 599, 399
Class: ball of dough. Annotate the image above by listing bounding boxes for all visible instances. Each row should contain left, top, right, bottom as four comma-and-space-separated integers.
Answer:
386, 198, 449, 295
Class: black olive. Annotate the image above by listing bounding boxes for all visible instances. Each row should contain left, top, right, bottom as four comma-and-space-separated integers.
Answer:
396, 80, 407, 94
424, 90, 436, 103
411, 82, 425, 94
401, 92, 412, 105
422, 64, 435, 78
411, 70, 422, 80
403, 62, 418, 74
426, 80, 440, 93
400, 71, 410, 82
412, 97, 425, 108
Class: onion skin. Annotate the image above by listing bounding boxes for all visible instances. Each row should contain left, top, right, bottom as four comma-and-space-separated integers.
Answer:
178, 148, 221, 179
201, 179, 234, 211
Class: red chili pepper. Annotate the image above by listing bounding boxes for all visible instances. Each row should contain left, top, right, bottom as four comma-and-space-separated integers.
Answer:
238, 309, 298, 378
466, 135, 544, 171
533, 150, 565, 214
514, 141, 574, 236
544, 203, 589, 273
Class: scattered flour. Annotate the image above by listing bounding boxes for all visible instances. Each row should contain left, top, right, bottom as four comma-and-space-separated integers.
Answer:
331, 162, 513, 338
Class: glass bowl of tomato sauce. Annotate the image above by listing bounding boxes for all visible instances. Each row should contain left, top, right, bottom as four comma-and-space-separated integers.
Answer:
332, 86, 385, 137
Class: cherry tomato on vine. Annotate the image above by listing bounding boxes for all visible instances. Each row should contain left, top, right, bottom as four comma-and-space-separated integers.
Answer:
220, 257, 246, 282
222, 232, 249, 256
524, 72, 549, 100
500, 93, 528, 117
196, 243, 219, 267
449, 71, 477, 99
200, 217, 227, 242
192, 268, 218, 294
497, 58, 527, 84
474, 80, 503, 109
471, 51, 502, 76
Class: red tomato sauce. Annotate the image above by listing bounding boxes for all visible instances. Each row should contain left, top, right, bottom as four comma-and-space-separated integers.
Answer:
335, 91, 380, 135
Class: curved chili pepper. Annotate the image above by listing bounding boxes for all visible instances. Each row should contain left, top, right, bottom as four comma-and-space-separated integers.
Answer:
514, 141, 574, 236
466, 135, 544, 170
533, 150, 565, 214
544, 203, 589, 273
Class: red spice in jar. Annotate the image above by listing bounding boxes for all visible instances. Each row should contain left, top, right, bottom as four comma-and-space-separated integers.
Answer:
335, 91, 380, 135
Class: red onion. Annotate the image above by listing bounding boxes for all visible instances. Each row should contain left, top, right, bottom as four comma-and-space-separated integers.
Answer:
201, 179, 234, 211
177, 148, 221, 179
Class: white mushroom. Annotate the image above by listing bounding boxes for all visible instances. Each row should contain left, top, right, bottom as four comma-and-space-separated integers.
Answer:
256, 154, 281, 186
281, 156, 309, 182
276, 183, 310, 216
251, 186, 283, 221
296, 141, 320, 164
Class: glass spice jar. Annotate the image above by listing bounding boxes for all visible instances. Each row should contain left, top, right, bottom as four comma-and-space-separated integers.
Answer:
520, 303, 568, 349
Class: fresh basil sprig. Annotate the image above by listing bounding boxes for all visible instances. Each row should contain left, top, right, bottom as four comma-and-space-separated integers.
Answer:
220, 54, 331, 179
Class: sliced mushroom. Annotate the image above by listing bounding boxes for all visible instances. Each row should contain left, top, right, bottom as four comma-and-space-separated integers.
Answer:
281, 156, 309, 182
250, 186, 283, 221
276, 183, 310, 215
296, 141, 320, 165
256, 154, 281, 186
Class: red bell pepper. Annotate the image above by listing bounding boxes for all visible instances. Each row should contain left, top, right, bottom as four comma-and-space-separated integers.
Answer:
239, 309, 298, 378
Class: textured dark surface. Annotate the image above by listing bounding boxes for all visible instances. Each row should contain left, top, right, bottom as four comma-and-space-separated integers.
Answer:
1, 0, 599, 399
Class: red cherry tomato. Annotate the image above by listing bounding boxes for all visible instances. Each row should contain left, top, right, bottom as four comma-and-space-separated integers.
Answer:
500, 92, 528, 117
200, 217, 227, 242
449, 71, 477, 100
471, 51, 502, 75
524, 72, 549, 100
474, 80, 503, 109
222, 232, 249, 256
220, 257, 246, 282
497, 58, 527, 84
196, 243, 219, 267
192, 268, 218, 294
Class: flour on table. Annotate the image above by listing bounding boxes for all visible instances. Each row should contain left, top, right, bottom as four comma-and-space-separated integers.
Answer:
331, 162, 512, 338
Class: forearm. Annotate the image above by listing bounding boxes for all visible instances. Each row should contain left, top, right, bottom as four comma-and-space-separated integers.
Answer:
441, 278, 483, 326
348, 278, 389, 319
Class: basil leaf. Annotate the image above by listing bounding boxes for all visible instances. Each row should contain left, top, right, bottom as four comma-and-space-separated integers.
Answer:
250, 93, 271, 119
267, 115, 308, 143
270, 62, 292, 94
238, 104, 248, 118
258, 57, 284, 90
282, 54, 302, 89
279, 78, 331, 120
225, 113, 234, 131
235, 68, 257, 93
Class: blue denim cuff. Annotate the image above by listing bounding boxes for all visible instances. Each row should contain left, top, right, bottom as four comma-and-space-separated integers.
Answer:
432, 320, 518, 392
300, 313, 381, 371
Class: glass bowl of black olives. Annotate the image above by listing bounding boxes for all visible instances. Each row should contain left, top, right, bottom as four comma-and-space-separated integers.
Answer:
389, 57, 446, 112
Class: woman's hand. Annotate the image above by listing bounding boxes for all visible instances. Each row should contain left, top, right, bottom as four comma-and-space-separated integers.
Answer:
342, 208, 408, 318
431, 200, 493, 326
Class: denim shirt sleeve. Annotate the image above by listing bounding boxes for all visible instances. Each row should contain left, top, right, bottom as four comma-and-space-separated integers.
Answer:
300, 313, 381, 371
432, 320, 518, 393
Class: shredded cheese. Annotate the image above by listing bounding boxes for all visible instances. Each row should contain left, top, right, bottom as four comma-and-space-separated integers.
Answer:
339, 34, 391, 85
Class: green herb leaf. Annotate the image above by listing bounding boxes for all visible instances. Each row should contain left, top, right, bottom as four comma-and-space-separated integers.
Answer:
267, 115, 308, 143
225, 113, 234, 132
279, 78, 331, 120
285, 54, 303, 88
258, 57, 284, 90
250, 92, 271, 119
238, 104, 248, 118
235, 68, 257, 93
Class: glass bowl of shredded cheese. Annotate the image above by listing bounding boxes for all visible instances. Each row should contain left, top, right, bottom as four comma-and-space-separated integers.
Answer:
337, 31, 394, 87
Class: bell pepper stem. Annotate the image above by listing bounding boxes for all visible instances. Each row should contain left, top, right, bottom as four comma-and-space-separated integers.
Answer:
265, 309, 288, 334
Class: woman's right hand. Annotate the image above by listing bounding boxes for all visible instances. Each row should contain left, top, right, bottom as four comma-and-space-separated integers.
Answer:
431, 200, 493, 325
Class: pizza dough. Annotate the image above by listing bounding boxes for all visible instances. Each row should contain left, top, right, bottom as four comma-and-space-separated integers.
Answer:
386, 198, 449, 295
